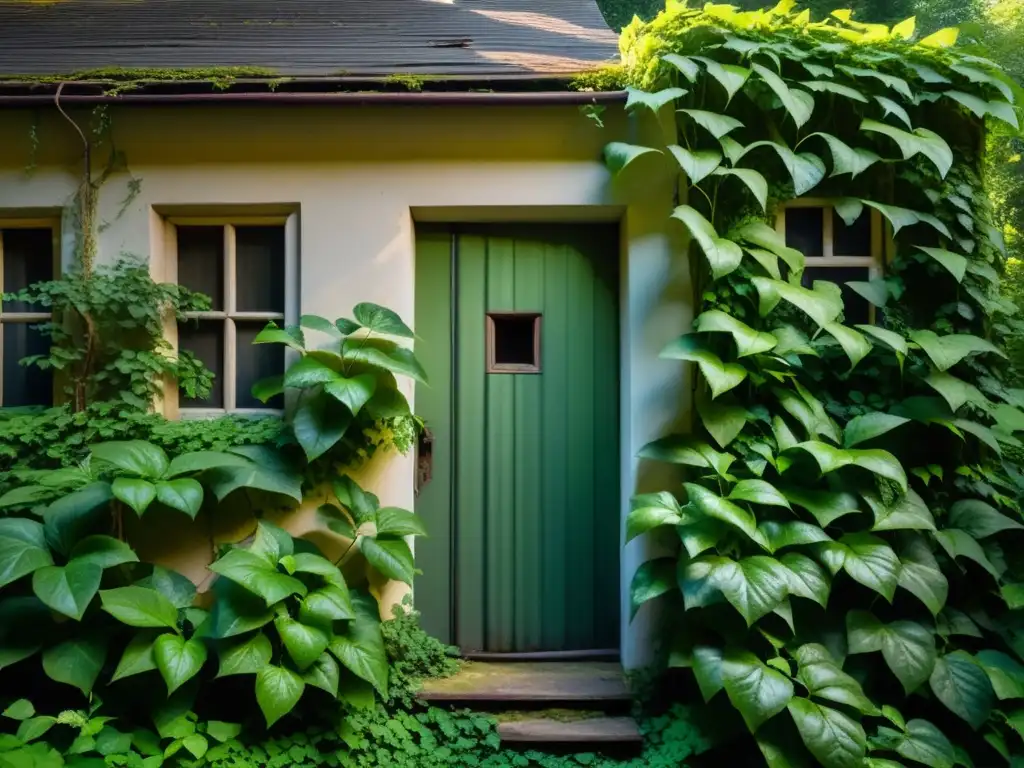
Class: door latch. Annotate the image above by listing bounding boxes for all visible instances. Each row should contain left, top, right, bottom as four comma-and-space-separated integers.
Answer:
415, 425, 434, 496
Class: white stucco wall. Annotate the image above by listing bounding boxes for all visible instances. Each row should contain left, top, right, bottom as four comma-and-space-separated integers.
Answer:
0, 102, 690, 668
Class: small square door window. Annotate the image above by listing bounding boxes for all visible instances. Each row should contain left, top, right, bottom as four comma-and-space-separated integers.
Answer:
486, 313, 541, 373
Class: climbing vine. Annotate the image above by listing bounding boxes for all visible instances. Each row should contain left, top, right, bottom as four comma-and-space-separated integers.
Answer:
610, 2, 1024, 766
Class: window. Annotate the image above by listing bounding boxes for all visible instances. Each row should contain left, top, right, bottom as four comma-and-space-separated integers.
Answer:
486, 312, 542, 373
168, 216, 297, 415
777, 202, 883, 325
0, 225, 57, 407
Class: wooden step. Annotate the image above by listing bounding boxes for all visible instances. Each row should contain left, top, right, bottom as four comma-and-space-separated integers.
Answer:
498, 715, 642, 744
417, 661, 631, 703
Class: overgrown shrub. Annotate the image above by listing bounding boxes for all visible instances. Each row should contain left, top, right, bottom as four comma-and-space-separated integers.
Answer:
612, 3, 1024, 765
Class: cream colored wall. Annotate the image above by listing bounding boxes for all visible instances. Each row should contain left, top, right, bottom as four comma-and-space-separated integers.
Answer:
0, 102, 690, 667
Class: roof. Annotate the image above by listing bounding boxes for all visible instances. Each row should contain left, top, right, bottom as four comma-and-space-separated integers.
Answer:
0, 0, 620, 80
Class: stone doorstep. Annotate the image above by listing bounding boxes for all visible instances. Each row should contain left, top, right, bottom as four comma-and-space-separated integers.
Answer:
497, 715, 642, 744
417, 661, 632, 703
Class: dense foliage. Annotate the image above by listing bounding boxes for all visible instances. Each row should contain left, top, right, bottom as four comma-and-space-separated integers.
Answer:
610, 3, 1024, 765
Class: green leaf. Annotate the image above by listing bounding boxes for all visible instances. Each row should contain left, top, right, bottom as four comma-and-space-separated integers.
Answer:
208, 548, 308, 605
860, 119, 952, 177
712, 167, 769, 210
0, 518, 54, 588
671, 205, 743, 281
353, 302, 414, 338
43, 481, 114, 557
300, 585, 355, 626
686, 483, 766, 548
837, 65, 913, 99
602, 143, 659, 176
375, 508, 427, 538
630, 558, 676, 618
862, 200, 951, 238
914, 246, 968, 282
844, 413, 909, 448
856, 325, 909, 357
787, 442, 907, 491
739, 141, 825, 196
3, 699, 34, 720
787, 697, 866, 768
794, 644, 876, 714
299, 314, 342, 338
216, 632, 272, 677
16, 717, 56, 744
251, 375, 285, 404
863, 489, 935, 532
154, 634, 207, 695
101, 586, 180, 629
663, 53, 701, 82
302, 653, 340, 697
692, 646, 724, 701
801, 80, 868, 102
823, 323, 872, 369
683, 555, 789, 624
678, 109, 745, 140
924, 371, 985, 411
112, 478, 157, 517
182, 734, 208, 759
206, 446, 302, 503
806, 133, 880, 178
836, 533, 903, 601
111, 631, 160, 681
137, 566, 196, 610
782, 487, 860, 527
874, 95, 913, 129
752, 63, 814, 127
660, 334, 747, 398
929, 651, 994, 729
693, 57, 751, 102
935, 529, 1000, 580
329, 597, 388, 695
667, 146, 721, 184
323, 373, 377, 416
275, 615, 330, 670
721, 649, 794, 732
727, 480, 791, 509
781, 553, 830, 608
283, 356, 337, 389
975, 650, 1024, 700
165, 451, 252, 478
91, 441, 169, 479
626, 496, 685, 544
759, 521, 830, 553
846, 612, 936, 694
253, 324, 305, 352
834, 198, 865, 226
639, 436, 735, 477
342, 337, 427, 384
698, 398, 748, 449
42, 634, 106, 695
69, 536, 138, 569
624, 86, 687, 114
255, 665, 305, 727
358, 537, 415, 584
948, 499, 1024, 538
735, 222, 805, 274
889, 720, 955, 768
751, 278, 842, 327
291, 391, 353, 462
154, 479, 203, 519
32, 560, 102, 621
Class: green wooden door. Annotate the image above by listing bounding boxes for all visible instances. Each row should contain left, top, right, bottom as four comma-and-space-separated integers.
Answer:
415, 224, 620, 654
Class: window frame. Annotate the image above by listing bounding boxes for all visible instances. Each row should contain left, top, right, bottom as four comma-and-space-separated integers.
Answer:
0, 219, 61, 408
775, 198, 885, 322
163, 213, 299, 419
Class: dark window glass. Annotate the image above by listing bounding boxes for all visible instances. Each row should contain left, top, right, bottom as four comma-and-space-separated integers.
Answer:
178, 319, 224, 408
3, 322, 51, 406
801, 266, 872, 326
235, 227, 285, 313
3, 229, 54, 313
235, 321, 284, 408
489, 314, 540, 371
785, 207, 824, 256
177, 227, 224, 310
833, 210, 872, 256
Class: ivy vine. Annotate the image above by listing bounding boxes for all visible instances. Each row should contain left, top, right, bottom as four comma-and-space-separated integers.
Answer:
610, 2, 1024, 766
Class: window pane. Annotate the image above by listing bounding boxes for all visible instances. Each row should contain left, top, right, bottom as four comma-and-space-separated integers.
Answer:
3, 229, 54, 313
785, 208, 824, 257
177, 227, 224, 310
235, 321, 284, 408
801, 266, 872, 326
833, 210, 872, 256
3, 322, 51, 406
489, 314, 540, 371
235, 227, 285, 313
178, 319, 224, 408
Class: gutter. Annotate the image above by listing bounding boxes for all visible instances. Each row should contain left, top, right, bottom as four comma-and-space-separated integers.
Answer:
0, 90, 627, 108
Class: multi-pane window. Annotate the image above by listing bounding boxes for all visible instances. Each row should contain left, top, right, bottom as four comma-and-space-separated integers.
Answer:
0, 226, 56, 407
171, 219, 296, 415
777, 202, 883, 325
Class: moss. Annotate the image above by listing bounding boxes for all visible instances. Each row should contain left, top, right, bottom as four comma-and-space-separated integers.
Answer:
382, 73, 428, 92
569, 65, 627, 91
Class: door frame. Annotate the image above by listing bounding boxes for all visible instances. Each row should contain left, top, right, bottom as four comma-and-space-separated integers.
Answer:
413, 221, 623, 658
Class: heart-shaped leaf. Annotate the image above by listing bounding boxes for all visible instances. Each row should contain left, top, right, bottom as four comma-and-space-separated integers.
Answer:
0, 518, 54, 588
255, 665, 305, 727
630, 558, 677, 618
216, 632, 273, 677
274, 616, 329, 670
752, 63, 815, 127
112, 478, 157, 517
909, 330, 1004, 371
861, 119, 953, 177
806, 133, 881, 177
154, 479, 203, 519
32, 561, 102, 621
679, 109, 745, 139
712, 168, 769, 210
721, 649, 794, 731
660, 334, 748, 398
670, 206, 743, 281
897, 535, 948, 616
788, 697, 866, 768
625, 86, 687, 114
100, 586, 180, 629
929, 651, 994, 729
154, 635, 208, 695
667, 146, 722, 184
